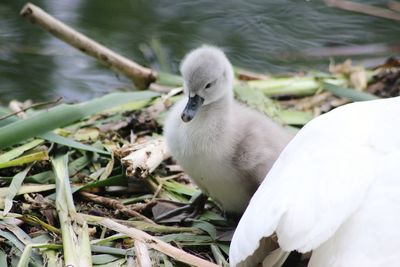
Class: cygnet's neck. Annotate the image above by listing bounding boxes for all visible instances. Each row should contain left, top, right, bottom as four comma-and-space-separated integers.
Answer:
199, 89, 233, 119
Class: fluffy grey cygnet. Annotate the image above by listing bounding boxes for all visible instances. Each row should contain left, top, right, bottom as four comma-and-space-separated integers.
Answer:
163, 46, 293, 214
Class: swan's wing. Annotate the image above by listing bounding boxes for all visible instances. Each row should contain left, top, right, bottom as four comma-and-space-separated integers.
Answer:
229, 97, 400, 267
308, 151, 400, 267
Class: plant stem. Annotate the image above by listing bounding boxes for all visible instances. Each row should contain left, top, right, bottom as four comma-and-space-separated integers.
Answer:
85, 215, 220, 267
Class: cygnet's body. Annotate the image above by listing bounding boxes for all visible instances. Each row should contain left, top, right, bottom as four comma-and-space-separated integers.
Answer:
164, 46, 292, 213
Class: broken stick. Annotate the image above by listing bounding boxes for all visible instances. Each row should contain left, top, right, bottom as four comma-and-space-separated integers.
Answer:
83, 215, 220, 267
20, 3, 156, 89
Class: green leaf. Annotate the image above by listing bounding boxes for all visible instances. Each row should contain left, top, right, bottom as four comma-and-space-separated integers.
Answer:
78, 174, 126, 191
83, 214, 200, 234
161, 254, 174, 267
53, 154, 78, 266
210, 244, 229, 267
16, 244, 34, 267
0, 91, 159, 149
323, 82, 379, 101
191, 220, 217, 240
0, 221, 32, 246
42, 249, 63, 267
91, 233, 128, 245
0, 184, 55, 198
25, 155, 90, 184
159, 233, 213, 245
104, 99, 151, 113
53, 153, 76, 213
41, 132, 109, 155
91, 245, 133, 256
247, 77, 321, 96
276, 110, 313, 125
0, 139, 44, 164
199, 211, 227, 222
234, 84, 311, 125
0, 249, 7, 267
0, 229, 25, 251
0, 107, 16, 127
22, 215, 60, 234
16, 243, 54, 267
163, 180, 200, 196
52, 154, 92, 266
217, 243, 230, 256
93, 258, 126, 267
0, 151, 48, 169
157, 72, 183, 87
234, 84, 281, 119
92, 254, 121, 265
3, 165, 32, 215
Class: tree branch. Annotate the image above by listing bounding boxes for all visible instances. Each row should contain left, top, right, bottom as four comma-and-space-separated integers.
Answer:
20, 3, 156, 89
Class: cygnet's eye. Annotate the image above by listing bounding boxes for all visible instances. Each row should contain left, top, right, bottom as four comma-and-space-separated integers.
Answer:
205, 80, 216, 89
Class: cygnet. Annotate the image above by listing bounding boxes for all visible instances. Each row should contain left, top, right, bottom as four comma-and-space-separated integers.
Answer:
164, 46, 293, 214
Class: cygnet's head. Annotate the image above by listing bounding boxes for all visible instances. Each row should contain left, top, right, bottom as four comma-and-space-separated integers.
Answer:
179, 45, 234, 122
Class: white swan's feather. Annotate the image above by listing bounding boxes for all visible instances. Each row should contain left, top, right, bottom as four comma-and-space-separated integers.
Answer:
230, 96, 400, 266
309, 152, 400, 267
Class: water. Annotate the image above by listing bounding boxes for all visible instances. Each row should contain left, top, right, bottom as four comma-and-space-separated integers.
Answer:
0, 0, 399, 103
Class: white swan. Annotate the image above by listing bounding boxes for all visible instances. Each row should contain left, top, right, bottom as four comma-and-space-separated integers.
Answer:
230, 96, 400, 267
163, 46, 292, 214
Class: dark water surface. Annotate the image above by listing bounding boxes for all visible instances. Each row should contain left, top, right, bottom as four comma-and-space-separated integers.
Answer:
0, 0, 399, 103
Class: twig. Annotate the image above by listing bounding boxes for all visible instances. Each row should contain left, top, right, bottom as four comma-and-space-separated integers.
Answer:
388, 1, 400, 13
21, 215, 61, 235
20, 3, 156, 89
0, 97, 62, 121
111, 216, 202, 234
79, 191, 156, 224
152, 177, 164, 200
86, 216, 220, 267
134, 240, 152, 267
325, 0, 400, 21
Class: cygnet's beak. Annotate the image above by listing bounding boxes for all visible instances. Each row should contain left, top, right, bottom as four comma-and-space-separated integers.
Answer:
181, 95, 204, 122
